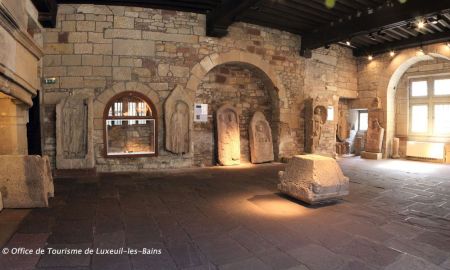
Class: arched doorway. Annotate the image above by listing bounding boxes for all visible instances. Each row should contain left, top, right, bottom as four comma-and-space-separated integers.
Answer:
385, 53, 450, 157
185, 51, 286, 166
193, 62, 279, 166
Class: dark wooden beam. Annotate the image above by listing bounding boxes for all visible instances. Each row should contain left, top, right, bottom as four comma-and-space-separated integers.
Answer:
57, 0, 218, 14
206, 0, 262, 37
31, 0, 58, 27
353, 30, 450, 57
300, 0, 450, 55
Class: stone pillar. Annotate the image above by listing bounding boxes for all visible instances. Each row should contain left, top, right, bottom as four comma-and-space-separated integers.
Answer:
445, 144, 450, 164
0, 93, 29, 155
392, 137, 400, 159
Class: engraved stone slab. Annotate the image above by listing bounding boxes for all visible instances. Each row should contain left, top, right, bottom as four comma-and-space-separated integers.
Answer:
278, 155, 349, 204
56, 95, 94, 169
0, 155, 54, 208
164, 85, 193, 155
364, 118, 384, 153
216, 104, 240, 166
249, 111, 274, 164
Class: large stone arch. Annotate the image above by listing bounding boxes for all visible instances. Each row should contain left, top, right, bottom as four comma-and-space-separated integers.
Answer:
381, 44, 450, 157
186, 51, 290, 159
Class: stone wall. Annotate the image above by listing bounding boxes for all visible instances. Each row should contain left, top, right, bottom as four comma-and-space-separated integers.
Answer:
395, 58, 450, 157
41, 4, 358, 171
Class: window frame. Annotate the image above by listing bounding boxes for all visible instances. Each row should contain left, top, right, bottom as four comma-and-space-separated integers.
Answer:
358, 110, 368, 131
103, 91, 158, 158
408, 75, 450, 138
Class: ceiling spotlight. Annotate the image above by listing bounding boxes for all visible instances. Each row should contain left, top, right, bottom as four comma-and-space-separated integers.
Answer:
428, 15, 441, 25
417, 20, 426, 29
368, 55, 373, 61
368, 33, 376, 41
345, 40, 351, 46
389, 51, 395, 57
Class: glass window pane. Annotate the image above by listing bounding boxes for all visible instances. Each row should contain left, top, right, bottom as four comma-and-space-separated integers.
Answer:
411, 81, 428, 97
106, 119, 155, 155
411, 105, 428, 133
359, 112, 368, 131
434, 104, 450, 134
434, 79, 450, 96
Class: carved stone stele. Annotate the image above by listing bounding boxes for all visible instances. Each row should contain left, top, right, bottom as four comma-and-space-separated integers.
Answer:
216, 104, 240, 166
165, 85, 193, 155
56, 95, 94, 169
364, 119, 384, 153
249, 111, 274, 164
336, 110, 348, 142
278, 154, 349, 204
305, 98, 328, 153
392, 137, 400, 159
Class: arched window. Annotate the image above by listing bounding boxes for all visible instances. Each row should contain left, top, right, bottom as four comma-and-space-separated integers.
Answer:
104, 91, 157, 157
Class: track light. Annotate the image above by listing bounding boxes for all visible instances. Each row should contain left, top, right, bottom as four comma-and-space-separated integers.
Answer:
389, 51, 395, 57
368, 33, 376, 41
368, 55, 373, 61
345, 40, 351, 46
417, 20, 426, 29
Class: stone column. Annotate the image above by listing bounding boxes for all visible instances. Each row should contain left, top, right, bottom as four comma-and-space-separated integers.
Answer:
392, 137, 400, 159
0, 93, 29, 155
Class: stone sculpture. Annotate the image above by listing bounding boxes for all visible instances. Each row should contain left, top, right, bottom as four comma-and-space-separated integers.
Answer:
311, 106, 327, 153
336, 110, 348, 142
278, 154, 349, 204
0, 155, 54, 208
305, 98, 328, 154
249, 111, 274, 164
56, 95, 94, 169
165, 85, 193, 155
217, 104, 240, 166
361, 118, 384, 159
392, 137, 400, 159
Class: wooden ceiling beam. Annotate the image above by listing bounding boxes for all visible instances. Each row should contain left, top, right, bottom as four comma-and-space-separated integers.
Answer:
300, 0, 450, 56
31, 0, 58, 27
206, 0, 262, 37
354, 30, 450, 56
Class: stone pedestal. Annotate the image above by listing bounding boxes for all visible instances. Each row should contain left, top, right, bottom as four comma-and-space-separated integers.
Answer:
0, 155, 54, 208
278, 154, 349, 204
392, 137, 400, 159
361, 151, 382, 160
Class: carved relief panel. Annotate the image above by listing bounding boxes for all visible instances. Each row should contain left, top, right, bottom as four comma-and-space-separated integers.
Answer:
216, 104, 240, 166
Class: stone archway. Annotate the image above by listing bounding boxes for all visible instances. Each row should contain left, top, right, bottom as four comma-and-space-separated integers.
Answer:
186, 51, 289, 161
383, 46, 450, 157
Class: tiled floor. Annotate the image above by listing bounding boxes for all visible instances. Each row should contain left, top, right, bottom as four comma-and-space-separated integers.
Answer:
0, 157, 449, 270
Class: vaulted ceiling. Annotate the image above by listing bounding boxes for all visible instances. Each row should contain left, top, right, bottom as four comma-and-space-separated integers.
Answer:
32, 0, 450, 57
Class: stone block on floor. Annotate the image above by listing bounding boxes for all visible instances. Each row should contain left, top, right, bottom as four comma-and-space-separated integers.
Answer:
361, 151, 382, 160
0, 155, 54, 208
278, 154, 349, 204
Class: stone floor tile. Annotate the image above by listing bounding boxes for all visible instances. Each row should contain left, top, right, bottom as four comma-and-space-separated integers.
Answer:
385, 254, 445, 270
218, 257, 271, 270
36, 243, 92, 268
287, 244, 346, 270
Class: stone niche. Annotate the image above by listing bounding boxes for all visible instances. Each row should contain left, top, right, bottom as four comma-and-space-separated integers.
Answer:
249, 111, 274, 163
216, 104, 240, 166
164, 85, 193, 155
56, 95, 94, 169
0, 155, 54, 208
304, 98, 328, 154
278, 154, 349, 204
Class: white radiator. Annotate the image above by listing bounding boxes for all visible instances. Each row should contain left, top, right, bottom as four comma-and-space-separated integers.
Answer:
406, 141, 445, 160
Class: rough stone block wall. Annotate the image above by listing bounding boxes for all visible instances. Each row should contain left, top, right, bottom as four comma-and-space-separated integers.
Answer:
194, 63, 275, 166
41, 4, 357, 171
